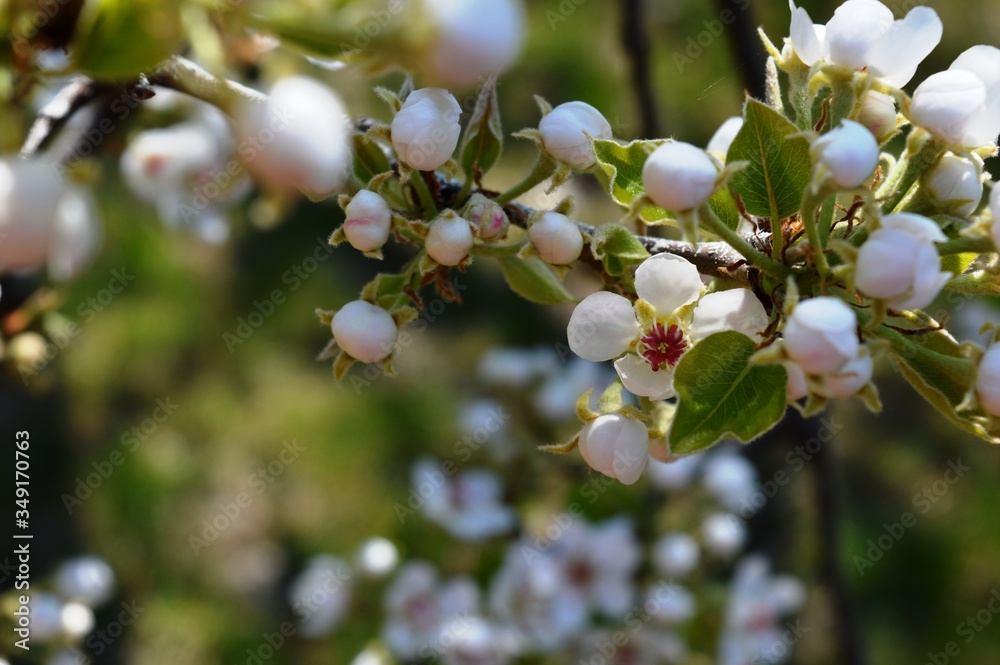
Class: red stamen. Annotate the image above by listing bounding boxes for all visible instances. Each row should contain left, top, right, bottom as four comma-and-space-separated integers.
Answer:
639, 323, 688, 371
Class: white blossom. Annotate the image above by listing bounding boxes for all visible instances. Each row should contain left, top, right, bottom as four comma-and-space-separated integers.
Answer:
548, 518, 641, 617
54, 556, 116, 607
911, 45, 1000, 148
331, 300, 398, 363
702, 450, 758, 511
925, 152, 983, 216
288, 555, 352, 638
422, 0, 526, 88
824, 350, 874, 399
646, 453, 703, 491
528, 211, 583, 265
411, 458, 516, 540
59, 602, 95, 640
384, 562, 479, 659
701, 513, 747, 558
707, 116, 744, 156
855, 213, 949, 310
343, 190, 392, 252
810, 120, 879, 189
976, 343, 1000, 416
991, 185, 1000, 250
392, 88, 462, 171
538, 101, 613, 171
645, 584, 696, 625
355, 538, 399, 579
642, 142, 719, 212
0, 158, 64, 272
426, 211, 475, 266
47, 186, 102, 282
783, 297, 858, 375
578, 414, 649, 485
652, 533, 700, 578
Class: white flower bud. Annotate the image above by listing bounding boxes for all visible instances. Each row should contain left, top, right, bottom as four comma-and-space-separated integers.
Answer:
706, 116, 743, 156
702, 452, 756, 511
237, 76, 351, 198
343, 190, 392, 252
824, 351, 873, 399
857, 91, 898, 143
422, 0, 526, 88
976, 343, 1000, 416
60, 602, 95, 639
642, 142, 719, 212
784, 297, 858, 375
925, 152, 983, 216
652, 533, 700, 578
578, 414, 649, 485
391, 88, 462, 171
810, 120, 880, 189
528, 211, 583, 265
855, 213, 949, 310
354, 537, 399, 579
464, 194, 509, 240
54, 556, 115, 607
331, 301, 398, 363
0, 158, 64, 272
426, 211, 475, 266
701, 513, 745, 558
538, 101, 613, 171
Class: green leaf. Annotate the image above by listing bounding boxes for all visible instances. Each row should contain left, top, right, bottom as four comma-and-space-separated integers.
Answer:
590, 224, 650, 277
496, 257, 575, 305
945, 268, 1000, 297
708, 187, 740, 232
592, 138, 670, 221
726, 98, 811, 220
71, 0, 182, 80
353, 133, 392, 185
870, 324, 1000, 444
460, 76, 503, 177
669, 332, 787, 455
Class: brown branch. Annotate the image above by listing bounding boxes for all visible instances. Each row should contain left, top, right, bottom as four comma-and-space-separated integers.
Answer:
20, 77, 99, 158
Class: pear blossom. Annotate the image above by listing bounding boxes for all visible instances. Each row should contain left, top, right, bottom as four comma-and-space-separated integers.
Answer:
287, 555, 353, 638
975, 343, 1000, 416
573, 627, 687, 665
824, 351, 874, 398
652, 533, 700, 578
855, 213, 950, 310
702, 450, 757, 511
331, 300, 398, 363
422, 0, 526, 88
911, 46, 1000, 148
991, 186, 1000, 250
426, 211, 475, 266
343, 190, 392, 252
701, 513, 747, 558
787, 0, 942, 88
642, 142, 719, 212
0, 158, 64, 272
392, 88, 462, 171
29, 593, 65, 642
646, 584, 696, 625
783, 297, 858, 375
54, 556, 115, 607
47, 186, 102, 282
578, 414, 649, 485
59, 602, 95, 640
567, 254, 768, 400
411, 458, 516, 541
646, 453, 703, 491
707, 116, 744, 156
538, 101, 613, 171
355, 538, 399, 579
925, 152, 983, 216
785, 361, 809, 401
810, 120, 880, 189
437, 616, 516, 665
528, 211, 583, 265
548, 518, 641, 616
535, 356, 614, 422
857, 91, 898, 142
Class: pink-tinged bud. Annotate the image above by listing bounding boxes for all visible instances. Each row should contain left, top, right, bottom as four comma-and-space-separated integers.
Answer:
0, 159, 64, 272
343, 190, 392, 252
528, 211, 583, 265
976, 343, 1000, 416
391, 88, 462, 171
426, 211, 474, 266
464, 194, 508, 240
331, 301, 398, 363
538, 101, 613, 171
810, 120, 880, 189
237, 76, 351, 199
642, 142, 719, 212
578, 414, 649, 485
857, 91, 898, 143
783, 297, 858, 375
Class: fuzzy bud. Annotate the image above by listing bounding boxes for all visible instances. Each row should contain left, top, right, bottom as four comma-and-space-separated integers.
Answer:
343, 190, 392, 252
426, 211, 475, 266
578, 414, 649, 485
391, 88, 462, 171
528, 211, 583, 265
810, 120, 880, 189
538, 101, 613, 170
857, 91, 898, 143
642, 142, 719, 212
331, 301, 398, 363
976, 343, 1000, 416
422, 0, 526, 88
464, 194, 509, 240
783, 297, 859, 375
855, 213, 949, 310
925, 152, 983, 217
824, 352, 874, 399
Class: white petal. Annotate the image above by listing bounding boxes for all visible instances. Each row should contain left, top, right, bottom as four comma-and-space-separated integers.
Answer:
634, 254, 703, 314
855, 229, 919, 300
951, 47, 1000, 147
911, 70, 987, 146
567, 292, 640, 361
880, 213, 947, 243
706, 117, 744, 156
868, 6, 942, 87
615, 354, 677, 400
824, 352, 873, 398
892, 241, 949, 310
690, 289, 769, 343
788, 3, 823, 66
824, 0, 894, 70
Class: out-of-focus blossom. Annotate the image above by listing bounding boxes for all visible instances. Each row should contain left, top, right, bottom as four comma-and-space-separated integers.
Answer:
287, 554, 353, 639
702, 449, 758, 512
384, 562, 479, 659
412, 458, 516, 541
54, 556, 116, 607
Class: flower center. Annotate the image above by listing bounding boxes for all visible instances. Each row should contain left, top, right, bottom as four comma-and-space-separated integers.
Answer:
640, 323, 688, 371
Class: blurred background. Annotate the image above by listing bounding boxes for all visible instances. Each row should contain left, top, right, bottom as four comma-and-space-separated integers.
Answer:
3, 0, 1000, 663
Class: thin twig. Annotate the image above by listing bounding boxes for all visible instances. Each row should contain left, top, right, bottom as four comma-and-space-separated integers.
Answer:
148, 56, 266, 114
20, 77, 99, 157
621, 0, 660, 139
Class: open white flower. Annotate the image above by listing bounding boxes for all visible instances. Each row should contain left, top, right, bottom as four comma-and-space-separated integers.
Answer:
788, 0, 942, 88
911, 45, 1000, 149
567, 254, 768, 400
855, 213, 950, 310
412, 458, 516, 541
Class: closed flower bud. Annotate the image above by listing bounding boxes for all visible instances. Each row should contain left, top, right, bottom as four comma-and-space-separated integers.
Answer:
391, 88, 462, 171
331, 301, 398, 363
343, 190, 392, 252
578, 414, 649, 485
422, 0, 526, 88
824, 351, 874, 398
426, 211, 475, 266
652, 533, 700, 578
785, 361, 808, 401
701, 513, 745, 558
643, 142, 719, 212
528, 211, 583, 265
857, 91, 898, 143
925, 152, 983, 216
810, 120, 879, 189
855, 213, 949, 310
0, 158, 64, 272
464, 194, 508, 240
976, 343, 1000, 416
237, 76, 351, 198
784, 297, 859, 375
538, 101, 613, 171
